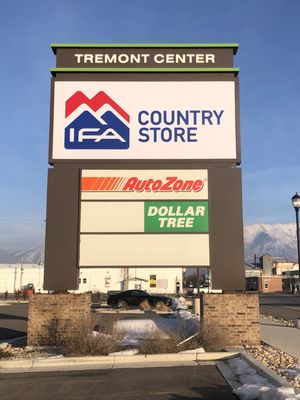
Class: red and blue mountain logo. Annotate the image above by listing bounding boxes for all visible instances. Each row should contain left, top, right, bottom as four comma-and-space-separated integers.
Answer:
64, 91, 130, 149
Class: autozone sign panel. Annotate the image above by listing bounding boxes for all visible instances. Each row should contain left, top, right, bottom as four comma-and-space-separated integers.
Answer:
51, 81, 237, 161
81, 169, 208, 200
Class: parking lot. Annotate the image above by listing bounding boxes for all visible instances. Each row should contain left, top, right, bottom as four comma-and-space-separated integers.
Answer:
1, 292, 300, 342
0, 365, 237, 400
0, 302, 28, 340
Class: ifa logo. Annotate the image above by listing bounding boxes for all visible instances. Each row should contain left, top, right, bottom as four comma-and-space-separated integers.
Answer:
64, 91, 130, 149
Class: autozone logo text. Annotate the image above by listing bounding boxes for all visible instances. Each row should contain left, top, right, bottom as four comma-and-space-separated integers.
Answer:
82, 176, 204, 192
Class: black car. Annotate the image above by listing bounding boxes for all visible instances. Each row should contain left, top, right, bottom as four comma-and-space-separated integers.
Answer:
107, 289, 173, 309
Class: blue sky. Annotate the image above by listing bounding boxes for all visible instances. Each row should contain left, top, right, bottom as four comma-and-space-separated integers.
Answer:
0, 0, 299, 250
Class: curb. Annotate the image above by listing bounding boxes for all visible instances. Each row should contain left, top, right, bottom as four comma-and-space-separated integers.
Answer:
218, 352, 300, 396
240, 351, 293, 389
0, 351, 239, 373
225, 347, 294, 390
216, 361, 240, 390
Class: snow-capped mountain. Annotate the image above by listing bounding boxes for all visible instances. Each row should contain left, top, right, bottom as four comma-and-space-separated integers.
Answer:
0, 246, 44, 264
0, 223, 298, 264
244, 223, 297, 262
0, 249, 18, 263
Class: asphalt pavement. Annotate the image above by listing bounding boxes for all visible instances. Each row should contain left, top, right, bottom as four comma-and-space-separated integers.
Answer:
259, 293, 300, 319
0, 302, 28, 340
0, 365, 237, 400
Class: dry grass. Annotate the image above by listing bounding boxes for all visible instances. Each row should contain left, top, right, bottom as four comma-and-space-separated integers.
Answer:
177, 324, 224, 352
138, 330, 179, 354
94, 313, 120, 335
64, 332, 119, 356
36, 308, 224, 355
42, 314, 122, 356
139, 300, 151, 311
155, 301, 170, 312
63, 315, 121, 356
46, 317, 69, 346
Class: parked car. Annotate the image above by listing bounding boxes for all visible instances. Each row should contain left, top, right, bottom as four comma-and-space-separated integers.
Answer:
107, 289, 173, 309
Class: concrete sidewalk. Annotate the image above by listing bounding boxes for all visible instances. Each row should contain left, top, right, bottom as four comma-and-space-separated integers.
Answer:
260, 322, 300, 359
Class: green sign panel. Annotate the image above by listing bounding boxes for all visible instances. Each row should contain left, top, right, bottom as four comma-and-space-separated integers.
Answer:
144, 201, 209, 233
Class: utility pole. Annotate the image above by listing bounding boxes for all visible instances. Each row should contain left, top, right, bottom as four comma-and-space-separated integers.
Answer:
19, 258, 24, 290
14, 267, 17, 292
291, 193, 300, 292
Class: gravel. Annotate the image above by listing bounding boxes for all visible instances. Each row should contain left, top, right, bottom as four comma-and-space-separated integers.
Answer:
260, 313, 295, 327
245, 343, 300, 389
0, 341, 63, 360
243, 314, 299, 390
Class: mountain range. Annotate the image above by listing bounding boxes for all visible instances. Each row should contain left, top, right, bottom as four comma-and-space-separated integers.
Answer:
0, 246, 44, 265
244, 223, 297, 263
0, 223, 298, 264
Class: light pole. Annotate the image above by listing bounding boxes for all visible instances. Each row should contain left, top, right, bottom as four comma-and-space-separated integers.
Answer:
7, 265, 17, 293
292, 193, 300, 291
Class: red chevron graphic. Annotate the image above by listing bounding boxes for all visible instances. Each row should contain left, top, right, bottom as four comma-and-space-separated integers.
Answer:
65, 91, 130, 122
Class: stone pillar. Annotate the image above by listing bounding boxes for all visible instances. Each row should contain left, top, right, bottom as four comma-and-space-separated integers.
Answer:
200, 292, 260, 348
27, 293, 91, 346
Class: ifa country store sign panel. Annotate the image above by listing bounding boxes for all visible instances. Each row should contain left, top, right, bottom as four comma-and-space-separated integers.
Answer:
79, 170, 209, 267
51, 81, 237, 161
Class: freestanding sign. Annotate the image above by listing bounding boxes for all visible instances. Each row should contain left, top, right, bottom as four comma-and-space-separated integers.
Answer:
44, 44, 245, 291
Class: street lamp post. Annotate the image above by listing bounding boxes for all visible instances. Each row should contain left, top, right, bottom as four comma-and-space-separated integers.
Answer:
292, 193, 300, 291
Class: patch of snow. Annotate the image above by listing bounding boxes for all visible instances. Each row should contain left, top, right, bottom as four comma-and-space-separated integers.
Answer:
172, 296, 188, 310
115, 319, 168, 339
234, 384, 300, 400
109, 348, 139, 356
280, 368, 300, 378
121, 335, 139, 347
115, 311, 200, 340
179, 347, 205, 354
172, 309, 199, 320
228, 358, 300, 400
90, 331, 112, 340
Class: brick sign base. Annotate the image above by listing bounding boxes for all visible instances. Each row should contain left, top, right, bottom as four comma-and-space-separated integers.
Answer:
27, 293, 91, 346
27, 292, 259, 348
200, 292, 260, 348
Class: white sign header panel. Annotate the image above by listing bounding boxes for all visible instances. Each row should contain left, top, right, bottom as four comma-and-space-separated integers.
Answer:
52, 81, 236, 160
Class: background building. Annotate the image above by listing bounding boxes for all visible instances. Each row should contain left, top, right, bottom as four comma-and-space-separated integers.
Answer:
0, 265, 183, 295
245, 255, 283, 292
273, 261, 299, 276
0, 264, 44, 293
